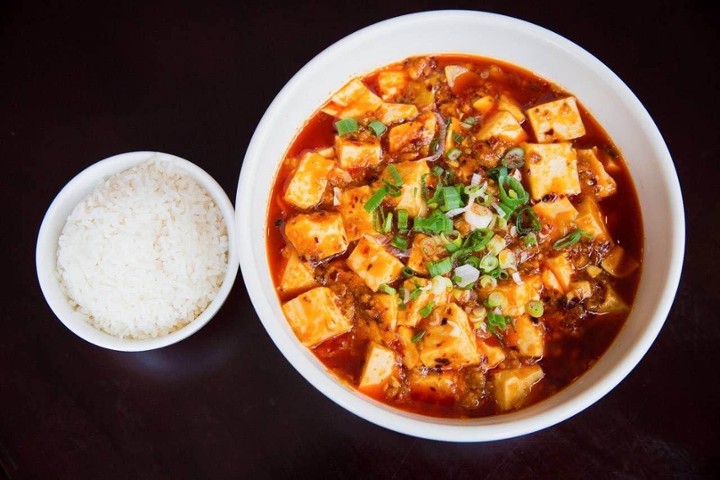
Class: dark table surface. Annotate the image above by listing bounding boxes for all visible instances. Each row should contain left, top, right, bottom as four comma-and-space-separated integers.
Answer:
2, 1, 718, 478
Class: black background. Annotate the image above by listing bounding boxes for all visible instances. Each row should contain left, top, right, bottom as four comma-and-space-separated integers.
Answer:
2, 1, 719, 478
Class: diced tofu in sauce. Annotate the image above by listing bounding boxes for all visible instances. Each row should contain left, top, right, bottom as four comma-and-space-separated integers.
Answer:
526, 96, 586, 143
334, 136, 382, 169
337, 186, 376, 242
375, 160, 430, 217
523, 142, 581, 200
283, 152, 335, 210
358, 342, 398, 392
346, 236, 404, 292
480, 275, 542, 317
321, 79, 383, 119
284, 212, 348, 262
576, 147, 617, 198
377, 70, 409, 101
418, 303, 481, 369
532, 197, 579, 242
278, 251, 317, 296
282, 287, 352, 347
377, 102, 419, 124
476, 110, 528, 144
387, 112, 436, 153
493, 365, 545, 411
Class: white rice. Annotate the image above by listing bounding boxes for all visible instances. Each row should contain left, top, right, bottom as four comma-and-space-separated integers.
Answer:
56, 158, 228, 339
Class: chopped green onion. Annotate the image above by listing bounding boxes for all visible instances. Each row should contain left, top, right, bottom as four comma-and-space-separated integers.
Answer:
487, 165, 508, 182
402, 266, 417, 278
411, 329, 427, 343
498, 176, 529, 210
461, 116, 478, 129
419, 301, 436, 318
427, 258, 453, 277
335, 118, 358, 135
463, 256, 481, 268
433, 166, 445, 177
516, 207, 541, 235
451, 131, 464, 144
379, 284, 397, 295
382, 212, 394, 233
391, 236, 408, 250
387, 164, 403, 186
479, 275, 497, 288
497, 270, 509, 281
553, 228, 592, 250
447, 147, 462, 161
501, 147, 525, 169
397, 209, 409, 231
368, 120, 387, 136
440, 186, 462, 212
524, 232, 538, 247
429, 138, 440, 154
486, 311, 508, 337
408, 286, 423, 301
413, 210, 454, 234
527, 300, 544, 318
364, 186, 388, 212
486, 291, 507, 308
479, 255, 499, 272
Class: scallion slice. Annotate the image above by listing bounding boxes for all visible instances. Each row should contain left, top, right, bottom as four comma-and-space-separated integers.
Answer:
440, 186, 462, 212
451, 131, 464, 144
419, 301, 435, 318
368, 120, 387, 136
387, 164, 403, 186
516, 207, 541, 235
552, 228, 591, 250
486, 311, 508, 338
397, 209, 409, 231
479, 254, 499, 272
447, 147, 462, 161
527, 300, 544, 318
364, 186, 388, 212
411, 329, 427, 343
382, 211, 394, 233
335, 118, 358, 135
391, 236, 408, 250
427, 258, 453, 277
501, 147, 525, 169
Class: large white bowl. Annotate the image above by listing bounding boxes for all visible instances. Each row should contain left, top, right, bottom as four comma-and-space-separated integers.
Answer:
37, 151, 239, 352
236, 11, 684, 441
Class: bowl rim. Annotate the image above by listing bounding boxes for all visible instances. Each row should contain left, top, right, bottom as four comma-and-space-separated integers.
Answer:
236, 10, 685, 441
36, 151, 239, 352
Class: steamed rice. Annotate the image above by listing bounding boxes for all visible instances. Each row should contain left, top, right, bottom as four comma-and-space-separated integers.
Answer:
56, 158, 228, 339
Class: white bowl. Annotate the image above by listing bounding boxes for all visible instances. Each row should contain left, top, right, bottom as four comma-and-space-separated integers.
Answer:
36, 151, 238, 352
236, 11, 684, 441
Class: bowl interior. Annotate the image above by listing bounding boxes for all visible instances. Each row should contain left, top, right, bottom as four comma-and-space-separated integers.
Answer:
236, 10, 684, 441
37, 151, 239, 352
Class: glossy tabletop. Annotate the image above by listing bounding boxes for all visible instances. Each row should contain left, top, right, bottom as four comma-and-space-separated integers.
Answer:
1, 1, 718, 478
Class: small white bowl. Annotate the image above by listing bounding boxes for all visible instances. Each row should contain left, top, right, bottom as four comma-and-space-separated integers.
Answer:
236, 11, 684, 441
36, 151, 238, 352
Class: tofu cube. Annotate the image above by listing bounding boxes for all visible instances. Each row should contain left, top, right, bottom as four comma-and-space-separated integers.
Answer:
418, 303, 481, 369
284, 212, 348, 262
476, 111, 528, 144
493, 365, 545, 411
497, 94, 525, 122
601, 245, 640, 278
541, 268, 563, 292
526, 96, 586, 143
480, 275, 542, 317
472, 95, 496, 115
444, 65, 469, 88
334, 136, 382, 169
370, 293, 399, 331
337, 186, 377, 242
575, 196, 611, 243
387, 112, 436, 153
532, 197, 579, 242
282, 287, 352, 347
283, 152, 335, 209
377, 102, 419, 124
512, 315, 544, 357
566, 280, 593, 302
577, 147, 617, 198
477, 338, 506, 368
376, 160, 430, 217
377, 71, 409, 101
409, 369, 459, 405
594, 283, 629, 314
544, 253, 574, 292
523, 142, 581, 200
397, 326, 421, 369
406, 233, 447, 276
321, 79, 383, 119
346, 236, 404, 292
358, 342, 398, 392
278, 251, 317, 296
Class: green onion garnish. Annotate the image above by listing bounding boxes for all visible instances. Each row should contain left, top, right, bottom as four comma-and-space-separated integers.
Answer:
433, 165, 445, 177
390, 236, 409, 250
524, 232, 538, 247
485, 291, 507, 308
440, 186, 462, 212
413, 210, 454, 234
487, 165, 508, 182
335, 118, 358, 135
387, 164, 403, 186
429, 138, 440, 154
527, 300, 544, 318
463, 256, 481, 268
382, 211, 394, 233
461, 116, 477, 129
397, 209, 408, 231
368, 120, 387, 136
552, 228, 591, 250
411, 329, 427, 343
501, 147, 525, 169
378, 284, 396, 295
419, 301, 436, 318
364, 186, 388, 212
447, 147, 462, 161
498, 176, 529, 210
486, 311, 508, 338
451, 131, 464, 144
427, 258, 453, 277
408, 285, 423, 301
516, 207, 541, 235
402, 266, 416, 278
479, 255, 499, 272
